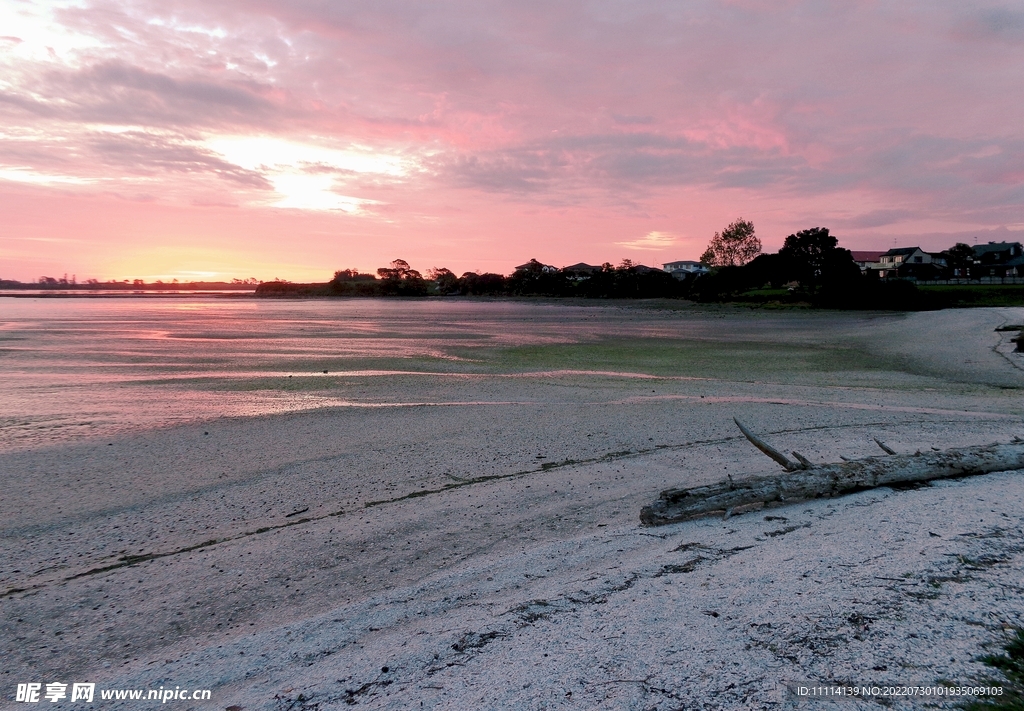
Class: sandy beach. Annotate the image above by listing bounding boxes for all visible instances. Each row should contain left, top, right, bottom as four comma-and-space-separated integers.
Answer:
2, 301, 1023, 710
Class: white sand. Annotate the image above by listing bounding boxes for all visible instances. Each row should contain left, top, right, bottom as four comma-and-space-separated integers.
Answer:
2, 305, 1023, 709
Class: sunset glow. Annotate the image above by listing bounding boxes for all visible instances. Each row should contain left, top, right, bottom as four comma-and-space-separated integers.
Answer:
3, 1, 1024, 281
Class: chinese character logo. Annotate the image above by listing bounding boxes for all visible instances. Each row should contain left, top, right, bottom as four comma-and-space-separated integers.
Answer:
71, 684, 95, 703
16, 684, 41, 703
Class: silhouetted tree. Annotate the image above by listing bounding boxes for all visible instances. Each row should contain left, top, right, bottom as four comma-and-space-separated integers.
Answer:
329, 268, 376, 295
778, 227, 857, 294
941, 243, 975, 278
744, 252, 797, 289
459, 272, 507, 295
332, 269, 368, 282
377, 259, 422, 281
376, 259, 427, 295
427, 267, 460, 294
701, 218, 761, 267
507, 259, 566, 295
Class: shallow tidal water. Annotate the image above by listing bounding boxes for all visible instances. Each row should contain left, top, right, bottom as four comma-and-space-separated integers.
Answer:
1, 296, 1018, 453
0, 297, 712, 451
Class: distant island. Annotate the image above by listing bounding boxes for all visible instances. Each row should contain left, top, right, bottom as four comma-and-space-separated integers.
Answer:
255, 259, 688, 300
0, 277, 260, 292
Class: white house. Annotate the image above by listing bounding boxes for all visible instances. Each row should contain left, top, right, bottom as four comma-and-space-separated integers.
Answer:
662, 260, 709, 280
877, 247, 945, 278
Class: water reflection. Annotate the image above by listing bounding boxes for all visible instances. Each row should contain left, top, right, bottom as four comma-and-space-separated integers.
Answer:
0, 298, 695, 451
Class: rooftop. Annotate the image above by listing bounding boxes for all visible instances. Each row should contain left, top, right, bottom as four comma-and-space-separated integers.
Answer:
973, 241, 1023, 255
562, 262, 603, 272
881, 246, 922, 257
849, 251, 884, 262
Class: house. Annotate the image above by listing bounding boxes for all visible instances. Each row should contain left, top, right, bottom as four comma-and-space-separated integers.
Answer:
877, 247, 945, 278
561, 262, 604, 275
849, 251, 884, 272
662, 260, 708, 273
628, 264, 665, 275
972, 242, 1023, 277
662, 260, 709, 280
514, 259, 559, 274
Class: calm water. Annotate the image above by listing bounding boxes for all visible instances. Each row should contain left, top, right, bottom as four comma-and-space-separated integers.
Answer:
0, 297, 692, 451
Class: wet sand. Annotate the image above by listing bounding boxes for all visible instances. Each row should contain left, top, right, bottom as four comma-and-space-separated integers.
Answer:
2, 304, 1023, 709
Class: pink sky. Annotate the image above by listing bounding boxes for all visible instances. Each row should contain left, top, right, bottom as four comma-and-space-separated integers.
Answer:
2, 1, 1024, 282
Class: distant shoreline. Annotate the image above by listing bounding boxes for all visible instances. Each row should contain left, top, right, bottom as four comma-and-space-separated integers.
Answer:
3, 286, 1023, 310
0, 290, 256, 298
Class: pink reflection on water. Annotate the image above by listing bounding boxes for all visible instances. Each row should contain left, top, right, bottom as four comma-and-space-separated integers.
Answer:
3, 298, 724, 451
2, 297, 967, 454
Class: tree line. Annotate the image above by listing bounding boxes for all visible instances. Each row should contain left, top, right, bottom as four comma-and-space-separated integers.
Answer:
693, 220, 871, 304
254, 220, 1023, 309
256, 258, 687, 299
690, 219, 1022, 308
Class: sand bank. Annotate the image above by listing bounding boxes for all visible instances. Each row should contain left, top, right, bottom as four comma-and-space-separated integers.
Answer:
2, 305, 1023, 709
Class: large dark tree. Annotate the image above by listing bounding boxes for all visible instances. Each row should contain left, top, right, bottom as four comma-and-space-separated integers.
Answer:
427, 267, 460, 294
459, 272, 507, 295
941, 243, 975, 278
700, 218, 761, 267
376, 259, 427, 295
779, 227, 857, 294
377, 259, 422, 281
507, 259, 567, 295
332, 268, 374, 283
744, 252, 797, 289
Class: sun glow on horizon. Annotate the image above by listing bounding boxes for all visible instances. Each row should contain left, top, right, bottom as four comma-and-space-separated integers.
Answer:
86, 242, 343, 285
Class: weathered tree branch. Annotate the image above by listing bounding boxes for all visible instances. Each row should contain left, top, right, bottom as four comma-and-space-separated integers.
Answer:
733, 418, 803, 471
640, 422, 1024, 526
873, 437, 896, 455
791, 451, 813, 468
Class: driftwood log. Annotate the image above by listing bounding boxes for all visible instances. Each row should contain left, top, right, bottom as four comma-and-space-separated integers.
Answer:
640, 419, 1024, 526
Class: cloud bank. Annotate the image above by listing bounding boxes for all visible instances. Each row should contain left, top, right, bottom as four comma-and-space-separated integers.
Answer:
2, 0, 1024, 279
